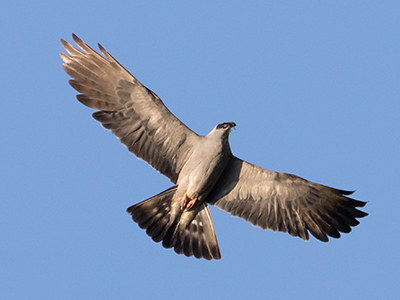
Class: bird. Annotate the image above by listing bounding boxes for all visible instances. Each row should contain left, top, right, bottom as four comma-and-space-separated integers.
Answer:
60, 34, 368, 260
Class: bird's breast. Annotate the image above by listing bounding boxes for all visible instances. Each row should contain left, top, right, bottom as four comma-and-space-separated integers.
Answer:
177, 138, 231, 200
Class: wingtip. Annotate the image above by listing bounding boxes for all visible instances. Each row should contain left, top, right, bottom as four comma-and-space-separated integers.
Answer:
358, 210, 369, 218
340, 189, 356, 196
60, 37, 68, 48
97, 43, 110, 59
72, 33, 80, 42
126, 204, 135, 214
60, 33, 80, 47
97, 43, 106, 55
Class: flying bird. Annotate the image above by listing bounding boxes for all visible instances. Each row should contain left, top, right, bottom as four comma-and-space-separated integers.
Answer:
60, 34, 368, 260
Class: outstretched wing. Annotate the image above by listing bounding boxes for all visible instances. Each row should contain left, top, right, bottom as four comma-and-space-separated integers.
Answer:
60, 34, 199, 183
208, 156, 368, 242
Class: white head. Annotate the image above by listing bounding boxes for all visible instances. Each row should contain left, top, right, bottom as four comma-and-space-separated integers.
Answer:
207, 122, 236, 139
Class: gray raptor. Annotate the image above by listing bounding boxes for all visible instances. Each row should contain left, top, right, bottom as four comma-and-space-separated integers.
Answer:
60, 34, 368, 260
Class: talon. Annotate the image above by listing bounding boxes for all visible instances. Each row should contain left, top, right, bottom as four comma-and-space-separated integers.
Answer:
181, 193, 197, 210
186, 199, 197, 209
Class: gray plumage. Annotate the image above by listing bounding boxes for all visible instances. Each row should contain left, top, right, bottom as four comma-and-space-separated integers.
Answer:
60, 34, 368, 260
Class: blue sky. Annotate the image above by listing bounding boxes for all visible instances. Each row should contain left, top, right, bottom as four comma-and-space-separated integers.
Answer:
1, 1, 399, 299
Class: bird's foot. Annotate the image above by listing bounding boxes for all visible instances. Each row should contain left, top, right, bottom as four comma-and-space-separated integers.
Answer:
181, 193, 197, 210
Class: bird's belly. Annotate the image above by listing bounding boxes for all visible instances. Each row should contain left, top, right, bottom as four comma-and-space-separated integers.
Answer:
178, 151, 230, 200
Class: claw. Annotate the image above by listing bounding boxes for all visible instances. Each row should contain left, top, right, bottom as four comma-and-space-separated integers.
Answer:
186, 198, 197, 209
181, 192, 197, 210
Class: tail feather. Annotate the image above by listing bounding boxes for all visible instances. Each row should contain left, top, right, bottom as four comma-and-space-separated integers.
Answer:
164, 203, 221, 260
127, 186, 221, 260
147, 215, 170, 243
127, 186, 175, 235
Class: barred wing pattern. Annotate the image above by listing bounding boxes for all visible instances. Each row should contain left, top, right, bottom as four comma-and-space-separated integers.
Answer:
60, 34, 199, 183
208, 157, 368, 242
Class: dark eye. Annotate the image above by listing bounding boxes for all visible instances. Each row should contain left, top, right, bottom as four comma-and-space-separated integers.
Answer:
216, 122, 236, 129
217, 123, 226, 129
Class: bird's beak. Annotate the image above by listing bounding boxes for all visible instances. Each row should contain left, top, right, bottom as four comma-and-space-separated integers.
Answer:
229, 122, 236, 132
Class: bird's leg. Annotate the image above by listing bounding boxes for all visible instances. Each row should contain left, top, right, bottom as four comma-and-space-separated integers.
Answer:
181, 192, 197, 210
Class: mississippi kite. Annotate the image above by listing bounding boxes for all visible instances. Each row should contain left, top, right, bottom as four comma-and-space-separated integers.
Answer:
60, 34, 368, 260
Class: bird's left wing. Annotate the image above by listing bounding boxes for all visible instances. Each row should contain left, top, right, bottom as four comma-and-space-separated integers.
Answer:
60, 34, 200, 183
207, 156, 368, 242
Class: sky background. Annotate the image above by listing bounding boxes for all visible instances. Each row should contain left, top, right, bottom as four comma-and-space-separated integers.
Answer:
1, 1, 399, 299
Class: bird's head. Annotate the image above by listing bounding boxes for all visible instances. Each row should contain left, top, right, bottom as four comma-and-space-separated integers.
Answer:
210, 122, 236, 139
206, 122, 236, 140
216, 122, 236, 131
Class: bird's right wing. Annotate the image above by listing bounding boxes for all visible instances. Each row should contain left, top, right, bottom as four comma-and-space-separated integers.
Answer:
60, 34, 200, 183
207, 156, 368, 242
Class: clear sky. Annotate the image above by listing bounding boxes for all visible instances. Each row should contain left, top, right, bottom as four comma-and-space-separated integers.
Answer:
1, 1, 399, 299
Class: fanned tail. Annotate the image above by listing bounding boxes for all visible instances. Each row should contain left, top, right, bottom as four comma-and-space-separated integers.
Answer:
127, 187, 176, 243
127, 186, 221, 260
162, 203, 221, 260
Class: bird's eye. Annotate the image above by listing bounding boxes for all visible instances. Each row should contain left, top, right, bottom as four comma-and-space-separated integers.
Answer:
217, 123, 226, 129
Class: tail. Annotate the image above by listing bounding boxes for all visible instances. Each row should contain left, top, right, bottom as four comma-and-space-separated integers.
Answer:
127, 186, 221, 260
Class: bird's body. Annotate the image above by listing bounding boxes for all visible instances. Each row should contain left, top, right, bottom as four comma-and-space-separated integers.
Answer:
61, 34, 368, 260
176, 124, 233, 205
